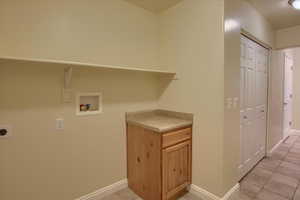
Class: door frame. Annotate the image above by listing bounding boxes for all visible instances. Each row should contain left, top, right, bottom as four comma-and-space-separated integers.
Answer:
240, 29, 272, 164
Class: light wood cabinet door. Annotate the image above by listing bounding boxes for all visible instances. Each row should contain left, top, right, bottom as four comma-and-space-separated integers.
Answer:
162, 140, 191, 200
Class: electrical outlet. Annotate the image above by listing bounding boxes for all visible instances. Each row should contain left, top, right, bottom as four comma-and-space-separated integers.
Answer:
0, 125, 12, 138
56, 119, 64, 130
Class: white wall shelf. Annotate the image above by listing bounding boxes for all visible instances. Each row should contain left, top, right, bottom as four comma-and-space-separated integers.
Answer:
0, 56, 176, 75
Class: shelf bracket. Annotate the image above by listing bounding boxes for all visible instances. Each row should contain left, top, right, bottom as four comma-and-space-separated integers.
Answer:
64, 67, 73, 89
171, 75, 179, 80
63, 67, 73, 103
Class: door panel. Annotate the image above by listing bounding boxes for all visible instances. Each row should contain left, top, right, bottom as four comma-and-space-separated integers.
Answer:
256, 72, 267, 106
283, 54, 293, 138
257, 116, 267, 153
240, 67, 245, 110
162, 141, 191, 200
239, 35, 268, 179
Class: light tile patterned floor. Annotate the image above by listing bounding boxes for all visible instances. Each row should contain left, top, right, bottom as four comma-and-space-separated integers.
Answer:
236, 135, 300, 200
99, 136, 300, 200
99, 189, 201, 200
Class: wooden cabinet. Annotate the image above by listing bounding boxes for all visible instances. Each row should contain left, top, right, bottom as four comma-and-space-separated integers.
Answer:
127, 124, 192, 200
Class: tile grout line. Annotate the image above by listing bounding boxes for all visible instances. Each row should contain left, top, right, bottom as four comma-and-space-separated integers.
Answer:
276, 136, 297, 200
274, 135, 300, 200
289, 137, 300, 200
255, 136, 299, 200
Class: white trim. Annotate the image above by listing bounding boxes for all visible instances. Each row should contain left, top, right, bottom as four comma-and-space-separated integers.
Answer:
190, 184, 220, 200
222, 184, 240, 200
189, 183, 240, 200
267, 129, 300, 156
76, 180, 239, 200
0, 56, 176, 75
267, 136, 287, 156
290, 129, 300, 135
75, 179, 128, 200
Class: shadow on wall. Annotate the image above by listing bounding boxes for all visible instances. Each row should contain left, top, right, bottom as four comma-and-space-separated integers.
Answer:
157, 74, 174, 99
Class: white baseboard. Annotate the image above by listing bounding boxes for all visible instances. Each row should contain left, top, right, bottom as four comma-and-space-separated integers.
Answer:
267, 130, 300, 157
190, 184, 220, 200
75, 179, 128, 200
290, 129, 300, 135
190, 183, 240, 200
222, 184, 240, 200
267, 136, 287, 157
267, 130, 300, 156
76, 179, 240, 200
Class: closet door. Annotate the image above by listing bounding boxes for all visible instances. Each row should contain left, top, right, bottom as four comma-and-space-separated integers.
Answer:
239, 35, 268, 179
255, 45, 268, 156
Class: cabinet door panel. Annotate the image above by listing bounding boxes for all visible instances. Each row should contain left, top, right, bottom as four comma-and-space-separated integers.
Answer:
163, 141, 191, 200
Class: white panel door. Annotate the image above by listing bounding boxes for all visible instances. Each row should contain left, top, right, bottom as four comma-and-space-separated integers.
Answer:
239, 35, 268, 179
283, 54, 293, 139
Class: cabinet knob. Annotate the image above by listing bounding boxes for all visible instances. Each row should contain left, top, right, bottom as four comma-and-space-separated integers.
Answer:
137, 157, 141, 163
243, 116, 248, 119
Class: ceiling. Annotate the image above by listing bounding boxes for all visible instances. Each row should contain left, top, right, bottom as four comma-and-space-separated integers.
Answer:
123, 0, 183, 13
247, 0, 300, 30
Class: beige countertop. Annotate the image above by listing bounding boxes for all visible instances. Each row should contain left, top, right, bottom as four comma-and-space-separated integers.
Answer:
126, 110, 193, 133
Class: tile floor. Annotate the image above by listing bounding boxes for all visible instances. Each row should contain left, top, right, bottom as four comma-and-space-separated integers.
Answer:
99, 135, 300, 200
99, 189, 201, 200
235, 135, 300, 200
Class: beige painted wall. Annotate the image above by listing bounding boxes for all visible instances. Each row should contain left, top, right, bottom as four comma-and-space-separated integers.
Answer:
0, 0, 162, 200
276, 25, 300, 50
158, 0, 225, 196
0, 0, 161, 70
0, 62, 160, 200
0, 0, 280, 199
224, 0, 275, 195
292, 48, 300, 130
